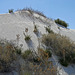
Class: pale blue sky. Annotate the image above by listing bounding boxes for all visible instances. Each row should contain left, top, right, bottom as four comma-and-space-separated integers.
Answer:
0, 0, 75, 29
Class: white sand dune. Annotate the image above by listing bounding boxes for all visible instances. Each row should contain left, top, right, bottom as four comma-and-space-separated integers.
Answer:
0, 11, 75, 75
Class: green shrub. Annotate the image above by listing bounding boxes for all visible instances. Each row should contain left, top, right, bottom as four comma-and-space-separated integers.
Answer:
22, 50, 32, 59
25, 35, 31, 41
9, 9, 13, 13
45, 49, 52, 57
55, 18, 68, 28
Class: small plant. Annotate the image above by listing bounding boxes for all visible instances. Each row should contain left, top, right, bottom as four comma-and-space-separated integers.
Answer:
22, 50, 32, 59
23, 28, 31, 41
33, 22, 38, 32
25, 35, 31, 41
45, 26, 54, 33
15, 48, 22, 55
33, 25, 38, 32
9, 9, 13, 13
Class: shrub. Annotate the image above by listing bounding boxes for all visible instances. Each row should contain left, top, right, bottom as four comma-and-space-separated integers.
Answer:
25, 35, 31, 41
42, 33, 75, 65
9, 9, 13, 13
22, 50, 32, 59
55, 18, 68, 28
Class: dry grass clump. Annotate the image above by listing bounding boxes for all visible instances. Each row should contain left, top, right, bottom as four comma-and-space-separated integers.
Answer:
0, 40, 17, 72
42, 33, 75, 66
18, 8, 46, 18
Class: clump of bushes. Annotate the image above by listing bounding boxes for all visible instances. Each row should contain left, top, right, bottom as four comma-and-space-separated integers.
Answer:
55, 18, 68, 28
42, 33, 75, 66
9, 9, 13, 13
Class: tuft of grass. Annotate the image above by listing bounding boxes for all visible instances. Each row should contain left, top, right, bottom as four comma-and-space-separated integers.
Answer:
22, 50, 32, 59
45, 26, 54, 33
25, 35, 31, 41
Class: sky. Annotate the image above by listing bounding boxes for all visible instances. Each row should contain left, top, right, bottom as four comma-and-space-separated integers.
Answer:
0, 0, 75, 29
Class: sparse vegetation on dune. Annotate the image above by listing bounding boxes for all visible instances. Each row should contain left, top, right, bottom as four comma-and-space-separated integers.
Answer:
0, 39, 57, 75
0, 7, 75, 75
18, 7, 46, 18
